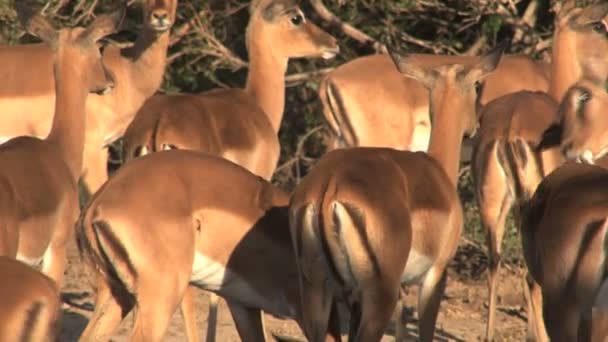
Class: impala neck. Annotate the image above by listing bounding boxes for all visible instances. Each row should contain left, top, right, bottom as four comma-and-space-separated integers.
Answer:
245, 39, 288, 133
121, 27, 170, 99
45, 62, 90, 181
427, 93, 466, 187
548, 28, 581, 102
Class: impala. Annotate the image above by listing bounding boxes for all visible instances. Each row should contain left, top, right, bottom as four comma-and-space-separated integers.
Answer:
520, 79, 608, 340
319, 50, 549, 152
289, 45, 504, 341
0, 0, 177, 196
77, 151, 341, 341
0, 3, 120, 287
121, 0, 339, 180
0, 256, 61, 341
471, 2, 608, 340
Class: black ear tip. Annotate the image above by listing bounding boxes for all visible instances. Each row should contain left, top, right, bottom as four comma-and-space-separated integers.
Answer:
493, 39, 511, 54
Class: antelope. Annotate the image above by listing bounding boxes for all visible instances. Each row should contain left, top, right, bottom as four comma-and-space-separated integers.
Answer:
0, 3, 121, 287
0, 256, 61, 341
77, 151, 341, 341
0, 0, 177, 196
120, 0, 339, 180
319, 51, 549, 152
471, 1, 608, 340
519, 79, 608, 340
289, 45, 504, 341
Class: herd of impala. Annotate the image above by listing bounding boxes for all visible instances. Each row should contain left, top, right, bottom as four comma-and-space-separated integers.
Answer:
2, 0, 608, 341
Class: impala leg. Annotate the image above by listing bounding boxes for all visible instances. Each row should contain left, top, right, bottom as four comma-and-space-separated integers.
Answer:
298, 274, 334, 342
418, 268, 447, 342
227, 301, 266, 342
80, 275, 134, 341
81, 142, 109, 200
350, 283, 400, 342
524, 273, 548, 342
326, 300, 342, 342
205, 292, 219, 342
392, 290, 406, 342
180, 286, 200, 342
543, 296, 582, 342
41, 244, 67, 288
130, 277, 185, 342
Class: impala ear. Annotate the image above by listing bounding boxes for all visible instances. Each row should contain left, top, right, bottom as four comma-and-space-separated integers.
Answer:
535, 123, 563, 152
465, 40, 507, 83
80, 6, 125, 43
389, 51, 436, 88
25, 15, 59, 48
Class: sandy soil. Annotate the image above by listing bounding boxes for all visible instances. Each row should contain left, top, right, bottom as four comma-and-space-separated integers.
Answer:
58, 240, 529, 341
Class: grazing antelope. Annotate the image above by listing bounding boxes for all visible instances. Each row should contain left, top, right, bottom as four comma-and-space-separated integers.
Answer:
121, 0, 339, 180
520, 79, 608, 341
0, 256, 61, 342
0, 0, 177, 195
319, 51, 549, 151
289, 46, 504, 341
77, 151, 341, 341
471, 1, 608, 340
0, 4, 121, 287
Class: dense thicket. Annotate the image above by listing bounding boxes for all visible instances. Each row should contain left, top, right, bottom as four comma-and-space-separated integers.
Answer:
0, 0, 570, 264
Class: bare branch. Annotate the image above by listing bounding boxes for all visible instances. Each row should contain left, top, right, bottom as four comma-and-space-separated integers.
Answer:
309, 0, 387, 54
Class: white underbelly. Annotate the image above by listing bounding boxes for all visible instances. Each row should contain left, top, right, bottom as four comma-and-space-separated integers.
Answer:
190, 252, 296, 318
401, 249, 433, 285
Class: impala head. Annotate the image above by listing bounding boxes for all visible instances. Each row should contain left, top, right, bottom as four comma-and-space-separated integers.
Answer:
143, 0, 178, 32
390, 44, 504, 137
247, 0, 339, 61
19, 6, 123, 95
538, 80, 608, 164
556, 0, 608, 83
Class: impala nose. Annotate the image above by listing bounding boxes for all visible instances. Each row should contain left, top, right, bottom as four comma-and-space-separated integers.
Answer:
150, 10, 171, 31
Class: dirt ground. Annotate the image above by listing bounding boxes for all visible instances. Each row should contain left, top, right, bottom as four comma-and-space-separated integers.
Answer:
59, 239, 529, 341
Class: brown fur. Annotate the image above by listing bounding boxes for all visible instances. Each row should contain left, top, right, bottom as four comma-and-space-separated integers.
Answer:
0, 256, 61, 342
319, 53, 550, 151
121, 0, 338, 180
290, 47, 503, 341
0, 0, 177, 195
471, 2, 608, 339
521, 161, 608, 341
77, 151, 341, 341
0, 7, 120, 288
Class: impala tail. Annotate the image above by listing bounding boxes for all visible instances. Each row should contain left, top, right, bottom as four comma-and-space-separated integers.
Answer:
76, 204, 136, 293
319, 77, 356, 148
481, 137, 544, 201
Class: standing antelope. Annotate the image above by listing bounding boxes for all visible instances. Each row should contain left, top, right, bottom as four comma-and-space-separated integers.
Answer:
77, 151, 341, 341
319, 50, 549, 151
0, 0, 177, 196
0, 4, 121, 287
0, 256, 61, 341
520, 79, 608, 341
121, 0, 339, 180
471, 2, 608, 339
289, 46, 504, 341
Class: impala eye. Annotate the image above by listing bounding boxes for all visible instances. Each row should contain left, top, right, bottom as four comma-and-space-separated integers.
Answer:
592, 21, 607, 34
291, 14, 304, 26
474, 81, 483, 95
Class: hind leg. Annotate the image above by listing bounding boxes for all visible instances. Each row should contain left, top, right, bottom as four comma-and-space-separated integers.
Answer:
524, 273, 548, 342
180, 286, 200, 342
478, 182, 512, 341
417, 268, 447, 342
130, 275, 187, 341
205, 292, 219, 342
80, 274, 134, 341
349, 283, 400, 342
